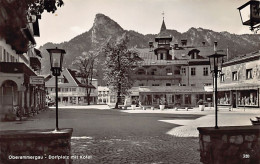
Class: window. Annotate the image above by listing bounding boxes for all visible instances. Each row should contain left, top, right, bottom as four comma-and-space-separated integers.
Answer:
220, 74, 225, 82
191, 67, 196, 76
137, 69, 145, 75
191, 84, 196, 86
232, 71, 238, 81
181, 68, 186, 75
174, 70, 180, 75
3, 49, 6, 61
72, 88, 76, 92
152, 84, 159, 86
166, 83, 171, 86
185, 94, 191, 104
203, 67, 208, 76
191, 53, 195, 59
160, 53, 163, 60
0, 47, 2, 61
7, 52, 9, 62
204, 83, 211, 86
166, 68, 172, 75
151, 69, 157, 75
139, 83, 144, 86
246, 69, 253, 79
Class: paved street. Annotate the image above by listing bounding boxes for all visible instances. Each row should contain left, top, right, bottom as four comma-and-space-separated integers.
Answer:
0, 106, 203, 164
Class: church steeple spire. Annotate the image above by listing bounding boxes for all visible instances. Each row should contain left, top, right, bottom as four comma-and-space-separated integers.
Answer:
160, 11, 166, 32
160, 19, 166, 32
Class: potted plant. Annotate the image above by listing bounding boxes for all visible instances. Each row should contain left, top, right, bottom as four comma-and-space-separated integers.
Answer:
159, 97, 166, 110
131, 100, 136, 110
197, 99, 205, 111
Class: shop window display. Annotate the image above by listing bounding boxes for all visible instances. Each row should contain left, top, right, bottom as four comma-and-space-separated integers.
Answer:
218, 91, 230, 105
184, 94, 191, 104
238, 90, 258, 106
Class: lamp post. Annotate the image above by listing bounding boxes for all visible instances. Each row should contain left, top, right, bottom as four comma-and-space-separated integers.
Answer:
238, 0, 260, 32
208, 53, 226, 129
47, 47, 66, 131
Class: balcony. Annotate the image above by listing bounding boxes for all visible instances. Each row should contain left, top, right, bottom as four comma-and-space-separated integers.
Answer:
0, 62, 37, 84
30, 57, 41, 71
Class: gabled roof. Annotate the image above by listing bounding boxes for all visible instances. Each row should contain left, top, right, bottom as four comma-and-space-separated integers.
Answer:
45, 68, 97, 89
45, 68, 79, 87
223, 50, 260, 67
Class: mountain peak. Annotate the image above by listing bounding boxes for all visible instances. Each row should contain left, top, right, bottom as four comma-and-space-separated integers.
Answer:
93, 13, 124, 32
91, 13, 124, 43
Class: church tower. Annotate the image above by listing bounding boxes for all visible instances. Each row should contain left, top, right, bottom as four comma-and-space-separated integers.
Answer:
154, 16, 173, 60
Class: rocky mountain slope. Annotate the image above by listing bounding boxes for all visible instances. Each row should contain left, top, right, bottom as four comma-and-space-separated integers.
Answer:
39, 13, 260, 78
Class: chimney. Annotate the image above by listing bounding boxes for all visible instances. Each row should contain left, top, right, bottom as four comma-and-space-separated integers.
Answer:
149, 41, 153, 50
181, 39, 187, 46
214, 41, 218, 52
202, 41, 206, 46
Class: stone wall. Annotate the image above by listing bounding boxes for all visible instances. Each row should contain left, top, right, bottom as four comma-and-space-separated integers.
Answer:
0, 128, 73, 164
198, 126, 260, 164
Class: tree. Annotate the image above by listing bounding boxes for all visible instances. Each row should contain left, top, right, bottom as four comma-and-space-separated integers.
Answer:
103, 34, 141, 109
72, 51, 99, 105
0, 0, 64, 53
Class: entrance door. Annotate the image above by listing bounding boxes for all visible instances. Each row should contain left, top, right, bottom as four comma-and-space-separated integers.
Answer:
232, 92, 236, 108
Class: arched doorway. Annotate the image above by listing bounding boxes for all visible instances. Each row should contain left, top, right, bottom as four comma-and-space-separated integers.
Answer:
0, 80, 18, 114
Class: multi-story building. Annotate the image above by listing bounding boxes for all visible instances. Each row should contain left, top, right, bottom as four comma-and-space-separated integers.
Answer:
0, 5, 45, 119
128, 19, 215, 107
218, 51, 260, 109
45, 68, 97, 105
97, 86, 110, 104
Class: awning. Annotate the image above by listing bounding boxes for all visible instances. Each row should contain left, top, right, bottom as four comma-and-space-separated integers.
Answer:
218, 83, 260, 91
130, 86, 206, 94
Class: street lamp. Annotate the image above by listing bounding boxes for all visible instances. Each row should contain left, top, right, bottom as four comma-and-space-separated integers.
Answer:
47, 47, 66, 131
208, 53, 226, 129
238, 0, 260, 32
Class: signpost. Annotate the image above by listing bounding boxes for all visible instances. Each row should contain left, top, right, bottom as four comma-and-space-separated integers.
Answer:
30, 76, 44, 85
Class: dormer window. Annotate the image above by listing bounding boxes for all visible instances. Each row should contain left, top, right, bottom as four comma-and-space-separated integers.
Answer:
188, 49, 200, 59
191, 53, 195, 59
160, 53, 164, 60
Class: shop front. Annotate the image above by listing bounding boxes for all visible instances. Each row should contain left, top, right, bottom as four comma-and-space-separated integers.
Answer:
129, 86, 212, 108
218, 83, 260, 108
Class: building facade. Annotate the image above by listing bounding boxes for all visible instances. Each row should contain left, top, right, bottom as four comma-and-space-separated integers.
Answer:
218, 52, 260, 108
0, 6, 45, 119
45, 69, 98, 105
127, 19, 214, 107
97, 86, 110, 104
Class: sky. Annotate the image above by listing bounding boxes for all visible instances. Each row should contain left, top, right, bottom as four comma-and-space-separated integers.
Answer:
35, 0, 253, 48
